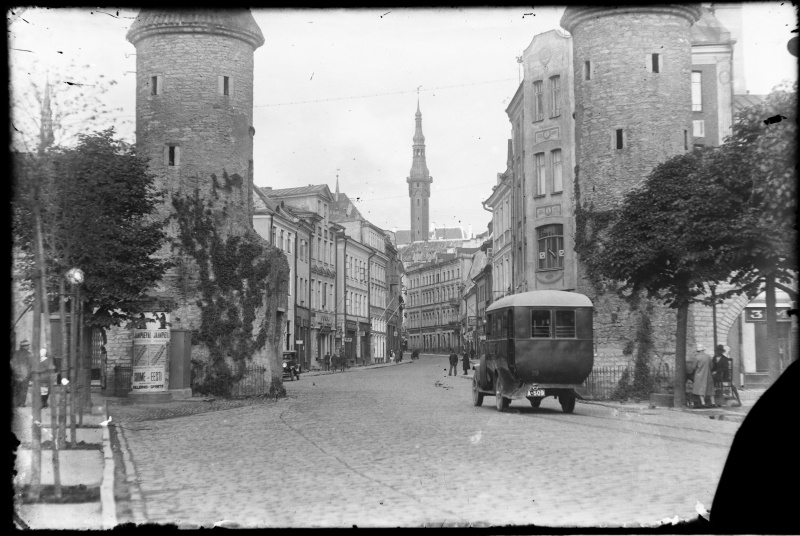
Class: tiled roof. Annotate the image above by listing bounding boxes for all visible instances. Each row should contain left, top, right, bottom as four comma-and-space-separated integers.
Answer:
263, 185, 331, 198
394, 230, 412, 246
330, 192, 364, 222
690, 8, 732, 45
733, 94, 767, 112
127, 9, 264, 48
431, 227, 466, 240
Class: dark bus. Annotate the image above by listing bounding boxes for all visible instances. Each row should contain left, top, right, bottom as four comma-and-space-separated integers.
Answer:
472, 290, 594, 413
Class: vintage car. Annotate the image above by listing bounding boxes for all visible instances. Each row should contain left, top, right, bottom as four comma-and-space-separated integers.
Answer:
282, 351, 300, 381
471, 290, 594, 413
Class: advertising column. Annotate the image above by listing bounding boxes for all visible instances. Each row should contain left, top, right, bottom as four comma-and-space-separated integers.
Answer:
132, 312, 170, 392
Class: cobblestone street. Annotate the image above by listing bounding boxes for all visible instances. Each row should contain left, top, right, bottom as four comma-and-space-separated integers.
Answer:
112, 356, 739, 528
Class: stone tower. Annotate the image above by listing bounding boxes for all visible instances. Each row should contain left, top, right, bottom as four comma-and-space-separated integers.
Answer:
407, 100, 432, 242
561, 6, 702, 363
127, 10, 264, 234
561, 5, 701, 213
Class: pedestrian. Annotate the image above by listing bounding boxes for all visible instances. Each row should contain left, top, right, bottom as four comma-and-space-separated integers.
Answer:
412, 348, 419, 360
462, 350, 470, 375
12, 339, 32, 407
712, 345, 730, 384
470, 347, 476, 361
390, 350, 395, 363
339, 351, 347, 372
324, 353, 330, 372
398, 349, 403, 362
448, 348, 458, 376
691, 344, 715, 409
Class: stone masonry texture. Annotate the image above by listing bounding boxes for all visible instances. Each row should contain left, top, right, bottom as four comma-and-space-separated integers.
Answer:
564, 7, 701, 368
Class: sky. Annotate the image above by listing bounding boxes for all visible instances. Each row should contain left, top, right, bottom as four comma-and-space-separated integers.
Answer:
9, 5, 798, 235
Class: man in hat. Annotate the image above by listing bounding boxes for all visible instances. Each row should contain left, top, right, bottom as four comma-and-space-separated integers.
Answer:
691, 344, 715, 408
11, 340, 32, 407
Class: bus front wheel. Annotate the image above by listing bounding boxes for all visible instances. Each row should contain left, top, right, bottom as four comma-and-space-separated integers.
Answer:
495, 379, 509, 412
472, 375, 484, 407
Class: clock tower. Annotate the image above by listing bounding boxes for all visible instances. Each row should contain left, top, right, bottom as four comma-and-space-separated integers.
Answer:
407, 100, 432, 242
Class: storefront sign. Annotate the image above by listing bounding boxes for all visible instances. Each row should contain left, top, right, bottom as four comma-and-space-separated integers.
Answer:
344, 337, 353, 342
132, 312, 170, 392
745, 308, 791, 322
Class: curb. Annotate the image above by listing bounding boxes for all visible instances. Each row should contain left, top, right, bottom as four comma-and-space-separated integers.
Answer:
301, 360, 414, 377
100, 401, 118, 529
114, 424, 148, 524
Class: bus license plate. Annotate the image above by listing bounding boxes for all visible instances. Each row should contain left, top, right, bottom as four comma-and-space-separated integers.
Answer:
529, 388, 545, 397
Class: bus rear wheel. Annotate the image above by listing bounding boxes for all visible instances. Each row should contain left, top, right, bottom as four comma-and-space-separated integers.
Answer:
559, 394, 576, 414
495, 379, 509, 412
472, 375, 484, 407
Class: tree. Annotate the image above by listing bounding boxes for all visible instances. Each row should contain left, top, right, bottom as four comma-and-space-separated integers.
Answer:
13, 129, 171, 409
687, 82, 797, 383
588, 151, 733, 407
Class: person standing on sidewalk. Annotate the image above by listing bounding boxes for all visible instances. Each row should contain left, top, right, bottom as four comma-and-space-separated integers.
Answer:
323, 353, 330, 372
448, 348, 458, 376
12, 340, 32, 407
462, 350, 470, 375
691, 344, 715, 408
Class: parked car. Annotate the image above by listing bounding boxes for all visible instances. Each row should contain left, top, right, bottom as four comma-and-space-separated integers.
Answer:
282, 352, 300, 381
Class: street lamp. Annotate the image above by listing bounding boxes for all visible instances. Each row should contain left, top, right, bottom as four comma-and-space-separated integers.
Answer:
66, 267, 84, 438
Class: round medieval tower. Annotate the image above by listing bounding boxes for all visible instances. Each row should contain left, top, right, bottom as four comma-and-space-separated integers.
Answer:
127, 10, 264, 232
560, 6, 702, 364
124, 11, 288, 396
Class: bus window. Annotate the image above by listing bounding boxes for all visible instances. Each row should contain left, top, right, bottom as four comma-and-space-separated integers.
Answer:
507, 310, 514, 339
486, 314, 493, 339
495, 314, 503, 338
555, 310, 576, 338
531, 309, 551, 338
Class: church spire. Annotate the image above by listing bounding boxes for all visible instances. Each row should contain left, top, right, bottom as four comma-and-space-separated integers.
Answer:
335, 171, 340, 202
39, 72, 55, 153
406, 100, 432, 242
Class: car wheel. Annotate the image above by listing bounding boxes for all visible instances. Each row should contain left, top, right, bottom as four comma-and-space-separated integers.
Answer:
495, 377, 509, 412
472, 374, 484, 407
528, 397, 542, 408
559, 394, 576, 414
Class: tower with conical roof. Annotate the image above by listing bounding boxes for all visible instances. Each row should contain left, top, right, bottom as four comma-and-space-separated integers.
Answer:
39, 73, 54, 152
407, 100, 432, 242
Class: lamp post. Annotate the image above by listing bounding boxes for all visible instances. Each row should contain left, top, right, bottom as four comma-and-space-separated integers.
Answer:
65, 268, 83, 444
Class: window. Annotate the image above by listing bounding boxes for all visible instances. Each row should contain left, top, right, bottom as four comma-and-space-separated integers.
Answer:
218, 75, 233, 96
533, 80, 544, 121
531, 310, 551, 338
551, 149, 563, 193
280, 230, 284, 251
555, 310, 576, 338
691, 71, 702, 111
537, 224, 564, 270
165, 145, 180, 166
693, 120, 705, 138
534, 153, 546, 196
651, 53, 660, 73
150, 75, 161, 95
584, 60, 591, 81
615, 129, 624, 150
684, 130, 688, 151
550, 76, 561, 117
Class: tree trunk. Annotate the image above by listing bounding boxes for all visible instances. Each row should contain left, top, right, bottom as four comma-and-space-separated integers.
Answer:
673, 301, 689, 408
765, 273, 781, 385
36, 213, 60, 497
58, 279, 68, 449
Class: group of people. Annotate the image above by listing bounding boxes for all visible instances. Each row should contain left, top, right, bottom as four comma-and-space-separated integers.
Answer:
688, 343, 733, 409
448, 348, 475, 376
322, 352, 346, 372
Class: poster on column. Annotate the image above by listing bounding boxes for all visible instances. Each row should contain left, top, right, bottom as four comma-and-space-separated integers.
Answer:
132, 312, 170, 391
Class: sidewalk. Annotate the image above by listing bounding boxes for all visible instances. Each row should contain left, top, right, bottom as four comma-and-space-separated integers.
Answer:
13, 393, 115, 530
454, 366, 763, 424
302, 358, 414, 377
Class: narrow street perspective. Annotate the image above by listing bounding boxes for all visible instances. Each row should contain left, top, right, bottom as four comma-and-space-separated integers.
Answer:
109, 357, 739, 528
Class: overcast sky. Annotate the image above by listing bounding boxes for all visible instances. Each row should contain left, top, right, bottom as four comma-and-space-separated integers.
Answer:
10, 5, 798, 234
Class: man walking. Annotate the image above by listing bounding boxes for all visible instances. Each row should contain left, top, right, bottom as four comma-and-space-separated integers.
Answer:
12, 339, 32, 407
448, 348, 458, 376
691, 344, 715, 408
324, 353, 330, 372
462, 349, 470, 375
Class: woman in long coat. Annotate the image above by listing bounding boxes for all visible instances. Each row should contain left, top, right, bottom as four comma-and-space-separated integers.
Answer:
462, 350, 470, 375
692, 344, 715, 408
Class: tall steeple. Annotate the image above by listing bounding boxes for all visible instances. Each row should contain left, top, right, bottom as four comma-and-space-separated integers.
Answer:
335, 171, 340, 202
406, 99, 432, 242
39, 73, 55, 153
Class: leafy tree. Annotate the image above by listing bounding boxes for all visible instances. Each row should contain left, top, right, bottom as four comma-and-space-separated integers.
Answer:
686, 83, 797, 382
588, 151, 733, 406
13, 129, 171, 409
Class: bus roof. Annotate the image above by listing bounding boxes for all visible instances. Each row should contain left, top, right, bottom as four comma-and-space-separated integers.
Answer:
486, 290, 593, 312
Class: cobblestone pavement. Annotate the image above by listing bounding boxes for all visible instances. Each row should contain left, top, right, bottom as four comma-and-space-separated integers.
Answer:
115, 355, 740, 528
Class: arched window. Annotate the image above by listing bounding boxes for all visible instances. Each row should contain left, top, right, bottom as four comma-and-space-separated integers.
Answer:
537, 224, 564, 270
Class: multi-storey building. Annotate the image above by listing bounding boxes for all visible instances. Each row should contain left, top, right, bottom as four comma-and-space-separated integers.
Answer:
461, 248, 490, 355
484, 141, 514, 301
263, 185, 340, 365
405, 247, 478, 353
338, 231, 371, 365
